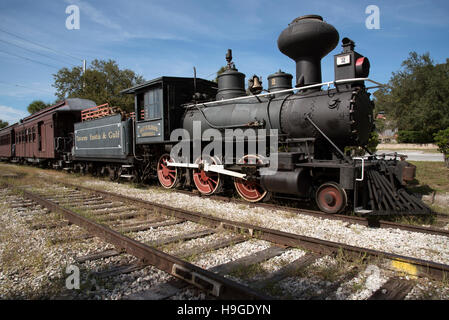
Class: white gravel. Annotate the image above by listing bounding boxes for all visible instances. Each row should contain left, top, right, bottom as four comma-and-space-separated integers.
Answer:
335, 264, 389, 300
193, 239, 272, 270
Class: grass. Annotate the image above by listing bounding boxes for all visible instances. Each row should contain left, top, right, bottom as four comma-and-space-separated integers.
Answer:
228, 263, 268, 279
377, 147, 441, 153
408, 161, 449, 194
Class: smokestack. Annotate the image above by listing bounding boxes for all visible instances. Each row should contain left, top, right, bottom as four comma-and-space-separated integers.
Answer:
277, 15, 339, 88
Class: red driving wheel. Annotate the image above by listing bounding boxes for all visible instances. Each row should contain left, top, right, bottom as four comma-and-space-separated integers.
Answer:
234, 155, 267, 203
316, 182, 347, 214
157, 154, 179, 189
193, 156, 222, 195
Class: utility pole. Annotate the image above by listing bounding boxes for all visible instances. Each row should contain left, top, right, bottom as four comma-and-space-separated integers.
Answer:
82, 59, 86, 89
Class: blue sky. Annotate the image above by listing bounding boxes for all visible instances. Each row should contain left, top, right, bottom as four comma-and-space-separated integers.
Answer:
0, 0, 448, 123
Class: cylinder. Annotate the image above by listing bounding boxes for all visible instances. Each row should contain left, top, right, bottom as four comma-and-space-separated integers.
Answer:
260, 168, 311, 196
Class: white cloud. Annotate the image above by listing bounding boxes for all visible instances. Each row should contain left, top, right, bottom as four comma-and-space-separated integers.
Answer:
0, 105, 28, 123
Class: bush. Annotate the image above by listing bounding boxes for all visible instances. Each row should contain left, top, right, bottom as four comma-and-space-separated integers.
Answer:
366, 131, 379, 154
397, 130, 432, 143
434, 128, 449, 168
344, 131, 379, 156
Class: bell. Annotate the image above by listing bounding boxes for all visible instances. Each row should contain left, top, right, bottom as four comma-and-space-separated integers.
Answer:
250, 75, 263, 94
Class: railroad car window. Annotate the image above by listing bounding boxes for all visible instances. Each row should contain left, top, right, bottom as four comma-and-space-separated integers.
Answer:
0, 134, 8, 145
144, 88, 162, 120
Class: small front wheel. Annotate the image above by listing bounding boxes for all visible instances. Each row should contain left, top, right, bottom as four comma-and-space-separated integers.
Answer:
315, 182, 347, 214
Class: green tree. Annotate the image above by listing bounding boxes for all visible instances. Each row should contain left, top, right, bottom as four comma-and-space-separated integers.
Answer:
374, 52, 449, 143
0, 120, 8, 129
434, 127, 449, 167
214, 66, 227, 83
27, 100, 50, 114
52, 59, 145, 113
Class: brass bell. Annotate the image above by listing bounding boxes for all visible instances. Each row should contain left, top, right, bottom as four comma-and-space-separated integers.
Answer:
250, 75, 262, 94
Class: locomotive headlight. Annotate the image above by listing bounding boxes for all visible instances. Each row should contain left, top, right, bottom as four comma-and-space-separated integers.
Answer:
355, 57, 370, 78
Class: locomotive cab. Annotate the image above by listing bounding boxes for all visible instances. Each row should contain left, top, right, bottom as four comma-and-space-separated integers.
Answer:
122, 77, 216, 145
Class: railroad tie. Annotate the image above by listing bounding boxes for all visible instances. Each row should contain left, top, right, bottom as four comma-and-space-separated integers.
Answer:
368, 277, 415, 300
90, 264, 145, 279
177, 235, 247, 259
118, 218, 185, 233
75, 249, 122, 263
10, 202, 36, 208
210, 246, 287, 275
124, 279, 188, 300
97, 211, 140, 222
30, 220, 71, 230
147, 229, 216, 247
112, 217, 168, 228
49, 233, 94, 245
91, 206, 137, 214
253, 252, 322, 290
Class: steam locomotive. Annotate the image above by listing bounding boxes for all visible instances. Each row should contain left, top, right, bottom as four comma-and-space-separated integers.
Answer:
0, 15, 430, 216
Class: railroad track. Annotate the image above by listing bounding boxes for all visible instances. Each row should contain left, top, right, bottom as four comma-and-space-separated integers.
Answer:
4, 162, 449, 236
37, 172, 449, 238
1, 173, 448, 300
29, 162, 449, 237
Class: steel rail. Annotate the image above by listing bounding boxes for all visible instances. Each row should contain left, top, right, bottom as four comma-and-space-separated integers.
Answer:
13, 185, 269, 300
57, 181, 449, 281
